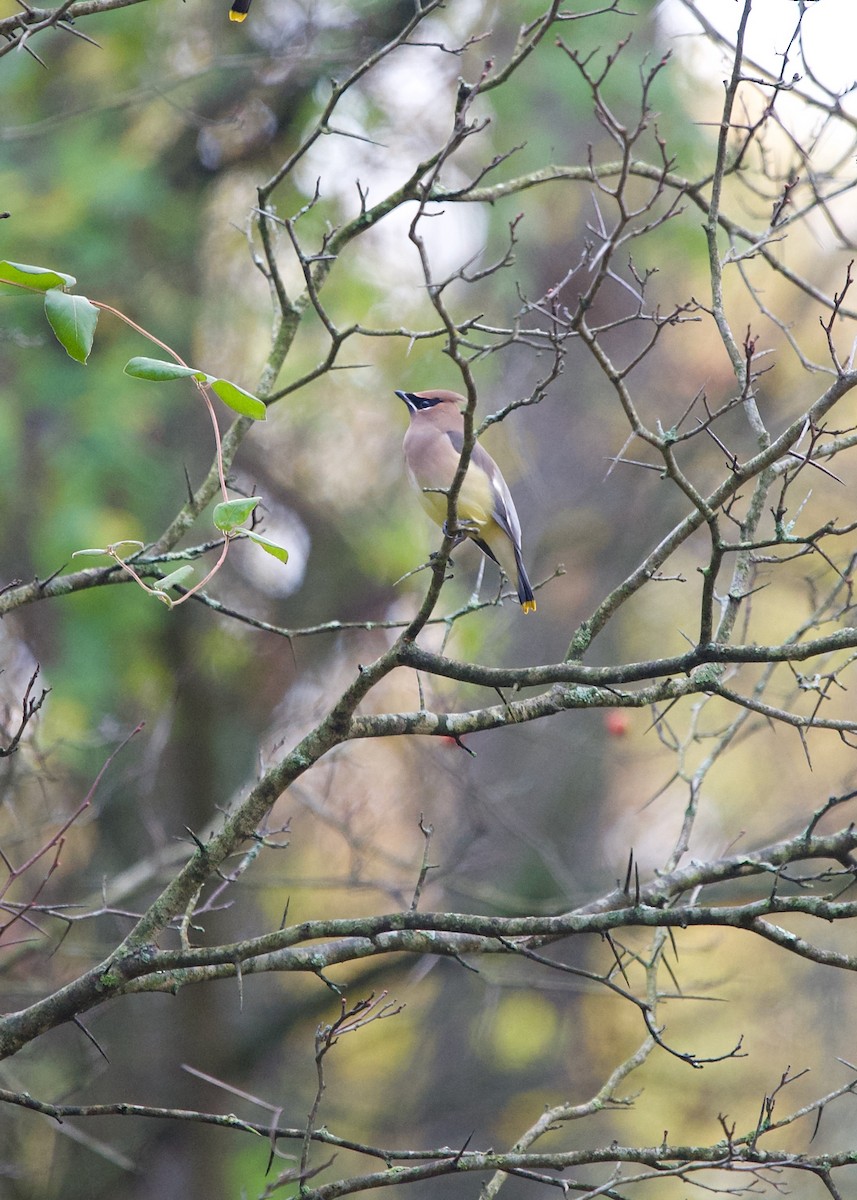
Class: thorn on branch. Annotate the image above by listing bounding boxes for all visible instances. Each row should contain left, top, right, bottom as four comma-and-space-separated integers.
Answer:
184, 827, 208, 856
620, 850, 641, 905
811, 1103, 824, 1144
72, 1016, 110, 1063
603, 931, 632, 987
451, 1131, 474, 1166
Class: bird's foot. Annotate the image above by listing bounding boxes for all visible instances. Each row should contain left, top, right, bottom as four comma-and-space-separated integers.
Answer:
441, 520, 471, 547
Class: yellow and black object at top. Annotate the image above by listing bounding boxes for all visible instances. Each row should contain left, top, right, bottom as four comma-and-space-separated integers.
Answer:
229, 0, 252, 21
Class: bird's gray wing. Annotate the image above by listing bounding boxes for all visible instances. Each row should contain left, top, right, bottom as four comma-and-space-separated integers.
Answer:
446, 430, 523, 548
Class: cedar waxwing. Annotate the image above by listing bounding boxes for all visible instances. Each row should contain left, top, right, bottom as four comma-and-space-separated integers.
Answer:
396, 389, 536, 613
229, 0, 252, 21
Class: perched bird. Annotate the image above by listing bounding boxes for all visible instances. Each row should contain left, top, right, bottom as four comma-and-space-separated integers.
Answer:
396, 389, 536, 613
229, 0, 252, 21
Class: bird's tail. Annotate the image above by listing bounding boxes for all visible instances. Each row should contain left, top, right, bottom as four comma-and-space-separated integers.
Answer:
472, 532, 536, 613
514, 545, 537, 614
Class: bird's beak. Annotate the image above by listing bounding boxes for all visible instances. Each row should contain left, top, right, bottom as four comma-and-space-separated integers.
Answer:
395, 390, 416, 412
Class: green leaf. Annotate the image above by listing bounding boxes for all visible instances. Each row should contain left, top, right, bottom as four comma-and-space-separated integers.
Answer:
122, 362, 265, 420
0, 260, 76, 291
245, 530, 289, 564
44, 289, 99, 363
155, 566, 195, 592
210, 378, 266, 421
213, 496, 261, 532
72, 541, 144, 559
124, 357, 209, 382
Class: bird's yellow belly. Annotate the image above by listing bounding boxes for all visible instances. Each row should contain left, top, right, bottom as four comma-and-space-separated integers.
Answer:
413, 466, 493, 532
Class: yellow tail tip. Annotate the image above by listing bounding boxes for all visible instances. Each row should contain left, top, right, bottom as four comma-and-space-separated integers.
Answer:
229, 11, 248, 20
522, 599, 537, 614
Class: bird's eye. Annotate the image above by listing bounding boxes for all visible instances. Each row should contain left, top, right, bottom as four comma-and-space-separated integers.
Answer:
418, 396, 442, 409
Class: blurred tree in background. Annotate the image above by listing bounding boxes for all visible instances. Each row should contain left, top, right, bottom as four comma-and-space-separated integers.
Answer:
3, 1, 857, 1197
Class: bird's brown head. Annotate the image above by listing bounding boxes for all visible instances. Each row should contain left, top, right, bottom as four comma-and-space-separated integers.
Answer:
395, 389, 465, 416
